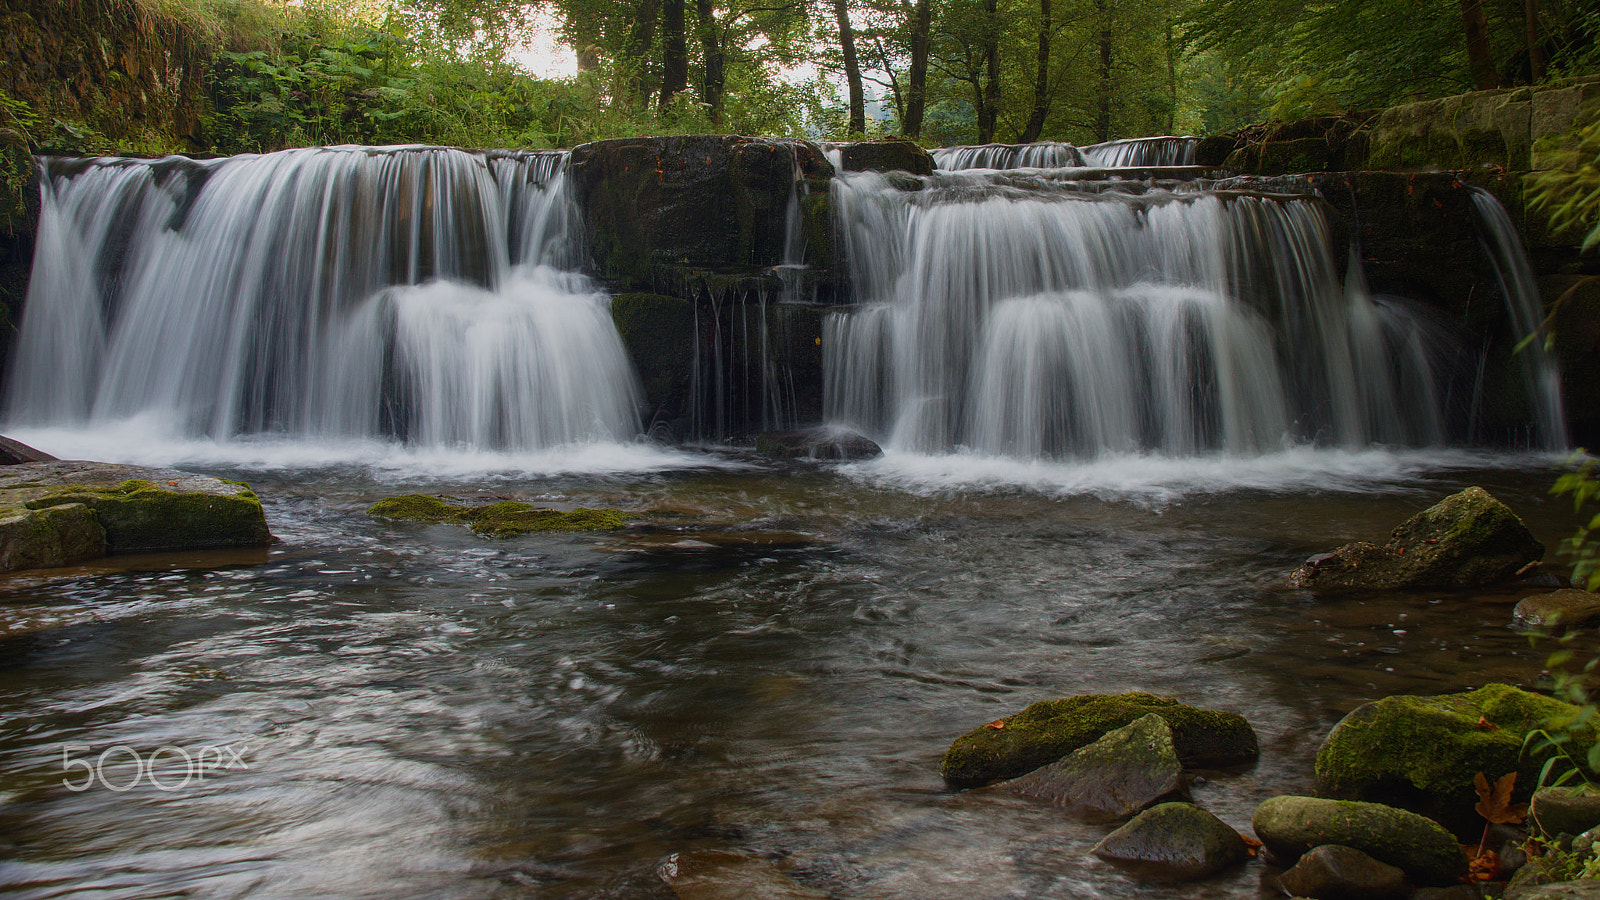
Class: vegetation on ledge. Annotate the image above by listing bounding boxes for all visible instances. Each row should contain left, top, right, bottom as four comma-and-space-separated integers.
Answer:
367, 493, 628, 536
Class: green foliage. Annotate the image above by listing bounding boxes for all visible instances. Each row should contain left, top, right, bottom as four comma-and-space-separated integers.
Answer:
1528, 104, 1600, 253
1552, 453, 1600, 592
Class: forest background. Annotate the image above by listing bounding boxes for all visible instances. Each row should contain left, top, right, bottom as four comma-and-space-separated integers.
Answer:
0, 0, 1595, 160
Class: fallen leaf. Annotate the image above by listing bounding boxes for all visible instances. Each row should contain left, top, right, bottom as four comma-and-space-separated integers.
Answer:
984, 720, 1006, 730
1476, 716, 1498, 731
1474, 771, 1527, 825
1240, 834, 1263, 858
166, 480, 178, 486
1467, 847, 1501, 881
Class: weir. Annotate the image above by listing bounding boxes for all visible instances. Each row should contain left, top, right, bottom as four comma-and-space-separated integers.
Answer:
2, 138, 1568, 458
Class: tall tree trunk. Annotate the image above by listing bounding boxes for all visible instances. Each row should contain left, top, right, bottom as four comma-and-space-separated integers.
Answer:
1525, 0, 1545, 81
1459, 0, 1501, 90
1095, 0, 1112, 142
695, 0, 725, 124
622, 0, 660, 107
834, 0, 866, 134
978, 0, 1000, 142
902, 0, 931, 137
1017, 0, 1051, 143
660, 0, 689, 109
1165, 19, 1176, 133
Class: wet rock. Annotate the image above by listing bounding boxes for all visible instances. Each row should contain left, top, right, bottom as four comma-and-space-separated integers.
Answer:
1278, 844, 1408, 900
1506, 880, 1600, 900
567, 135, 833, 292
1514, 589, 1600, 631
1531, 787, 1600, 840
1252, 795, 1469, 886
0, 461, 272, 571
611, 292, 695, 435
755, 428, 882, 461
657, 849, 827, 900
941, 692, 1257, 789
1004, 713, 1185, 820
0, 435, 53, 465
1291, 486, 1544, 591
826, 140, 935, 176
368, 494, 627, 536
1090, 801, 1249, 881
1314, 683, 1584, 832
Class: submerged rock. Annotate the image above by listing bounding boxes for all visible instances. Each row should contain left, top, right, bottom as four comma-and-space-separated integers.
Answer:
1252, 795, 1469, 886
1530, 787, 1600, 839
1291, 486, 1543, 591
1315, 683, 1584, 831
1090, 801, 1250, 881
1513, 589, 1600, 631
657, 849, 827, 900
367, 494, 627, 536
940, 692, 1258, 789
0, 460, 272, 571
1278, 844, 1408, 900
755, 428, 882, 461
1004, 713, 1185, 820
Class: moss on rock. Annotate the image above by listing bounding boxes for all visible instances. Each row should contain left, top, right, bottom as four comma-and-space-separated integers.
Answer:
940, 692, 1258, 789
367, 494, 627, 537
1315, 683, 1586, 832
1092, 802, 1250, 881
1252, 795, 1468, 886
25, 477, 271, 552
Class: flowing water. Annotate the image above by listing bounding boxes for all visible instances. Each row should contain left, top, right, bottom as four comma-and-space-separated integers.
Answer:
0, 141, 1580, 898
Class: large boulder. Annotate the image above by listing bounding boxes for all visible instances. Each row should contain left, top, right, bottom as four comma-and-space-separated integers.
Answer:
1291, 487, 1544, 591
0, 461, 272, 571
1090, 802, 1250, 881
1003, 713, 1185, 820
567, 135, 834, 292
1315, 684, 1583, 832
1529, 787, 1600, 839
825, 140, 935, 176
1514, 589, 1600, 632
940, 692, 1258, 789
1252, 795, 1469, 886
1278, 844, 1409, 900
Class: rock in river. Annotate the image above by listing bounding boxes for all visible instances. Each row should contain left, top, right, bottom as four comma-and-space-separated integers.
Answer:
1090, 801, 1250, 881
1003, 713, 1186, 820
0, 460, 272, 572
1291, 486, 1543, 591
941, 692, 1257, 789
1252, 795, 1469, 886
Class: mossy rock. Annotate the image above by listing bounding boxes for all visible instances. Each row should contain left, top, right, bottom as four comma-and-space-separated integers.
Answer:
1252, 795, 1468, 886
1315, 683, 1587, 833
367, 494, 627, 537
940, 692, 1258, 789
827, 139, 935, 176
1292, 487, 1544, 591
1091, 801, 1250, 881
0, 461, 271, 570
1004, 713, 1186, 820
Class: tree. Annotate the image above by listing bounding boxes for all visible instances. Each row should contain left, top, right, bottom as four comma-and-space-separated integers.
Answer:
834, 0, 867, 133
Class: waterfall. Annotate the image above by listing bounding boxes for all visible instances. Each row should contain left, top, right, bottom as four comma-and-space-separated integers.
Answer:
1079, 137, 1198, 167
7, 146, 642, 450
931, 137, 1198, 171
1467, 187, 1568, 449
823, 170, 1456, 458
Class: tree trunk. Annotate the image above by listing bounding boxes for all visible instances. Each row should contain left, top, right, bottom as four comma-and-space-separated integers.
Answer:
1525, 0, 1545, 81
622, 0, 660, 107
902, 0, 931, 137
1017, 0, 1051, 143
695, 0, 725, 124
834, 0, 866, 134
660, 0, 689, 109
1095, 0, 1112, 142
1165, 19, 1176, 133
1459, 0, 1500, 90
978, 0, 1000, 143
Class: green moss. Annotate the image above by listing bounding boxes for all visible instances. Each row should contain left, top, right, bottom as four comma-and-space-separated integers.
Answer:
366, 494, 627, 537
366, 494, 458, 522
940, 692, 1258, 788
1252, 795, 1469, 885
23, 476, 271, 552
1315, 684, 1585, 816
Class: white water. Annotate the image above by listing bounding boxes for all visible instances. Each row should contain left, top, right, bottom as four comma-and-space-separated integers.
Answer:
824, 170, 1459, 458
931, 137, 1197, 171
7, 146, 641, 451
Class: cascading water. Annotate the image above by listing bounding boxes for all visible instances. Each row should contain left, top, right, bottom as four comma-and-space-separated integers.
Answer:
6, 146, 642, 450
824, 169, 1461, 458
1468, 187, 1568, 449
930, 137, 1197, 171
1079, 136, 1198, 167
